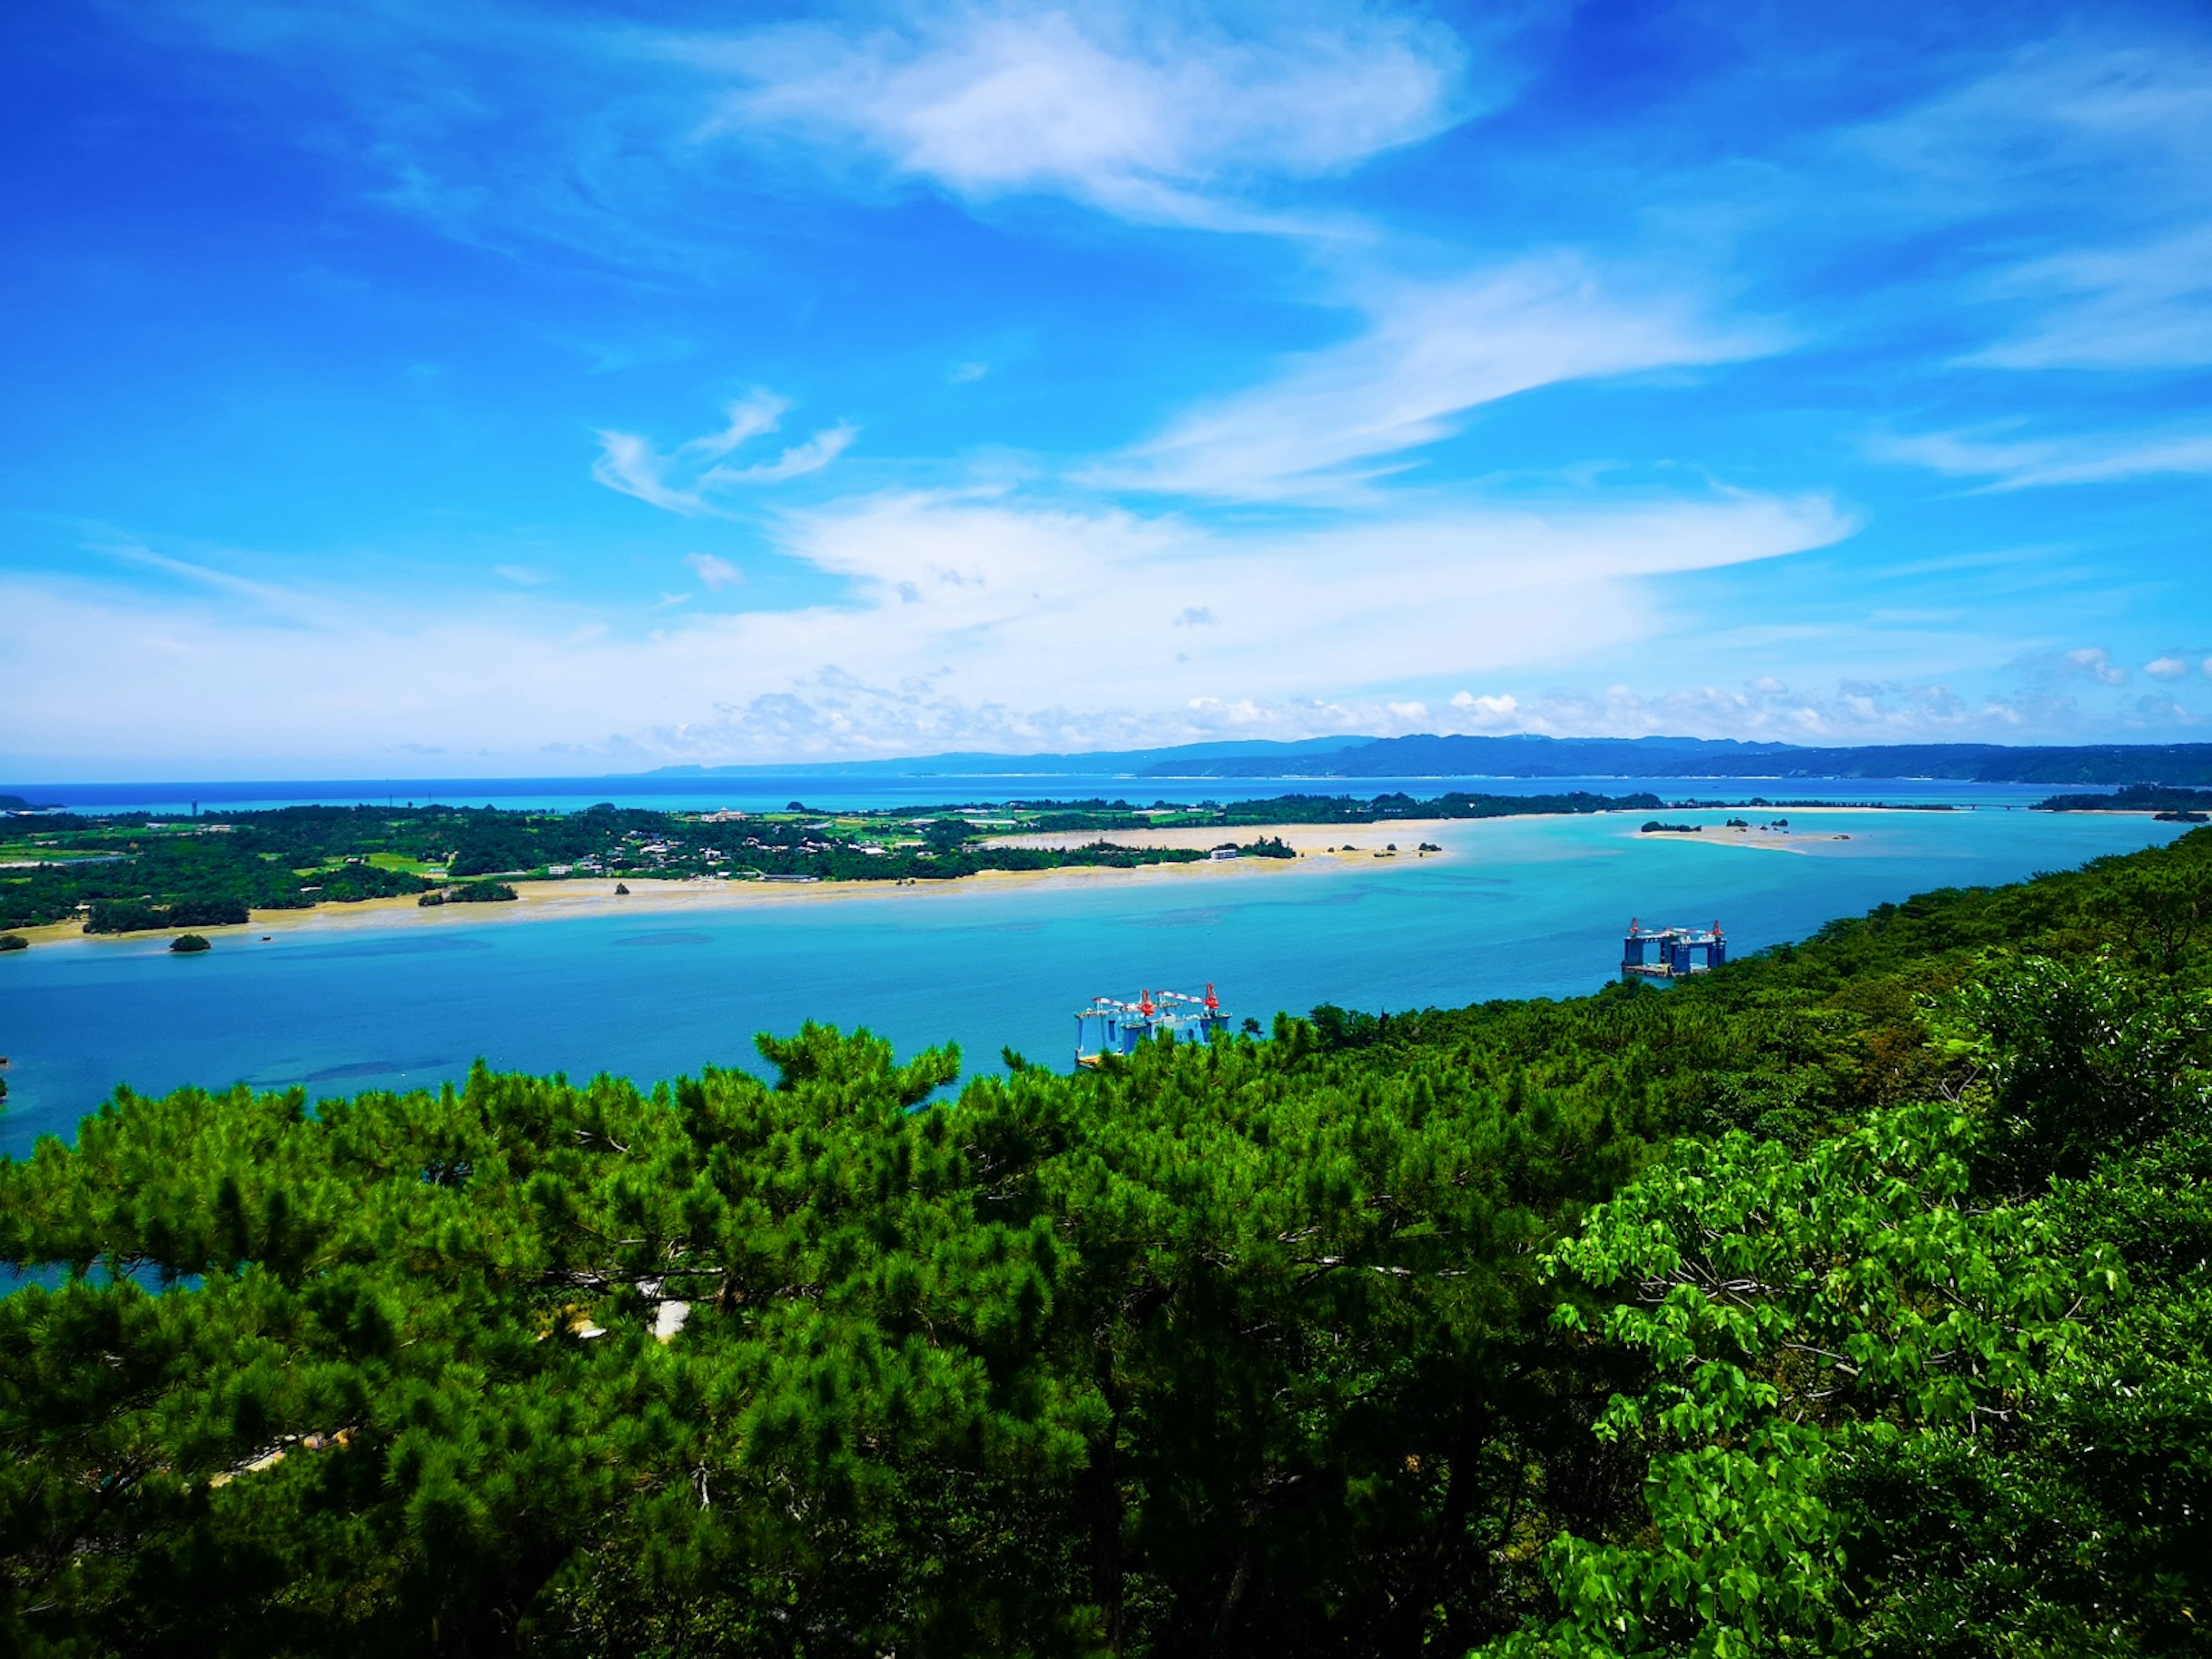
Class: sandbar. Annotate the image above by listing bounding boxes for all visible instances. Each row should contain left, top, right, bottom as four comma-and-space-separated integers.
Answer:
1639, 827, 1839, 854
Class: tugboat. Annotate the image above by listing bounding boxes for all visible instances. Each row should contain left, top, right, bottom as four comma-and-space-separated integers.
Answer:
1074, 985, 1230, 1067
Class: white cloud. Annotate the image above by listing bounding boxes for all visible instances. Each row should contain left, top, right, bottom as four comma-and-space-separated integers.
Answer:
2065, 647, 2130, 685
1449, 690, 1519, 724
1475, 677, 2103, 745
1873, 425, 2212, 490
2044, 641, 2132, 681
2146, 655, 2191, 679
593, 392, 856, 515
1, 488, 1847, 770
1098, 259, 1772, 500
691, 4, 1474, 228
683, 552, 743, 590
768, 486, 1850, 708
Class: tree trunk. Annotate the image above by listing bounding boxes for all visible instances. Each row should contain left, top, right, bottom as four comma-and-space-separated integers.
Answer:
1386, 1397, 1495, 1659
1080, 1414, 1127, 1653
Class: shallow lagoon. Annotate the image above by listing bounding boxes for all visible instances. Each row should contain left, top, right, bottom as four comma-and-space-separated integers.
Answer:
0, 805, 2184, 1153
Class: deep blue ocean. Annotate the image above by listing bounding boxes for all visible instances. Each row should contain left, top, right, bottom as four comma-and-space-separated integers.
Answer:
0, 794, 2182, 1156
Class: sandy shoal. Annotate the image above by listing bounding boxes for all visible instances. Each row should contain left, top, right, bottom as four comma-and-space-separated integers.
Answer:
1638, 826, 1864, 854
5, 831, 1411, 951
1634, 804, 1943, 854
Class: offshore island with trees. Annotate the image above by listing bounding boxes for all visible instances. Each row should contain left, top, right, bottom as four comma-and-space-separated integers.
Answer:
5, 827, 2212, 1655
0, 790, 1668, 936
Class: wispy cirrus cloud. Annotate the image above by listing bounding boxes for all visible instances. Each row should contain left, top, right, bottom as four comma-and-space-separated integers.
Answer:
1862, 40, 2212, 198
1874, 424, 2212, 490
1096, 259, 1774, 501
74, 523, 314, 617
592, 391, 857, 515
130, 0, 1496, 258
1967, 226, 2212, 369
685, 3, 1480, 229
1861, 40, 2212, 372
683, 552, 743, 589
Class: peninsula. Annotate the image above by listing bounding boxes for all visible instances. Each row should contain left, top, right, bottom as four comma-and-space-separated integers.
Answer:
0, 789, 1661, 936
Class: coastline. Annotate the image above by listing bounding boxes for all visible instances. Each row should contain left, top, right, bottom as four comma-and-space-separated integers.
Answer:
0, 803, 2016, 951
6, 823, 1419, 950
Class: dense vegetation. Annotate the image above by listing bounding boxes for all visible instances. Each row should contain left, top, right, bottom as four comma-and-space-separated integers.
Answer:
4, 831, 2210, 1656
0, 793, 1660, 934
1171, 732, 2212, 785
2039, 782, 2212, 815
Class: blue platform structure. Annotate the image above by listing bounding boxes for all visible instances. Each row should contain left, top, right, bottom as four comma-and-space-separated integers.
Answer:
1622, 919, 1726, 979
1074, 986, 1230, 1067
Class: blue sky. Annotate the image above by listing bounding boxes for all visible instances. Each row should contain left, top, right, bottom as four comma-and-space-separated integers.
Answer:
5, 0, 2211, 777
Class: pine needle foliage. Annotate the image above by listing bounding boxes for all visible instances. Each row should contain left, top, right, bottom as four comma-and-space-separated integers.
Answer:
3, 830, 2210, 1657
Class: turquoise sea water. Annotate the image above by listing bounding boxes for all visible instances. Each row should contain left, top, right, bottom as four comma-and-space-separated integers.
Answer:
0, 806, 2184, 1154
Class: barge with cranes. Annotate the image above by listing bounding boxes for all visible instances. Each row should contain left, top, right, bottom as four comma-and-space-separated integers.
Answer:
1074, 986, 1231, 1067
1622, 919, 1727, 979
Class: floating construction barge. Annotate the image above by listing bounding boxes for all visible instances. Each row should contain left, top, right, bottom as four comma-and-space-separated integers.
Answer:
1074, 986, 1230, 1067
1622, 918, 1726, 979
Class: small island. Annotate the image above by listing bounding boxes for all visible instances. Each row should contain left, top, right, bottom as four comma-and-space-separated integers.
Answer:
2038, 783, 2212, 816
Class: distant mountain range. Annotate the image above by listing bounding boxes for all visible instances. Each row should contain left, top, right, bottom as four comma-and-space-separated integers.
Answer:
647, 736, 1371, 778
655, 734, 2212, 787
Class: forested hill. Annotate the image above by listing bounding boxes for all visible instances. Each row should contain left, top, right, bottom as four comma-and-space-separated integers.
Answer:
1156, 732, 2212, 785
5, 831, 2211, 1656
